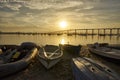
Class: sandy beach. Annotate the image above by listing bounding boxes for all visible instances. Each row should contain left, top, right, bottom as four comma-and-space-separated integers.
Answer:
1, 46, 120, 80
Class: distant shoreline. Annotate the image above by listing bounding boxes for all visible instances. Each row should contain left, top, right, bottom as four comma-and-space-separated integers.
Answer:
0, 32, 42, 35
0, 32, 119, 36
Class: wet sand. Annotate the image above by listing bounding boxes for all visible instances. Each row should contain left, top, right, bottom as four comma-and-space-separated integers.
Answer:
1, 46, 120, 80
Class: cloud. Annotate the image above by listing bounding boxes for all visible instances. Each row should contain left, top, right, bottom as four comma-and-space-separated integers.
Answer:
6, 4, 22, 10
0, 11, 17, 17
83, 6, 94, 10
25, 0, 83, 10
0, 1, 24, 11
0, 0, 120, 32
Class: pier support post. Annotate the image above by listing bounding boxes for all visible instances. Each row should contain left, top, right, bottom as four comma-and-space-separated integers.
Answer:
67, 30, 69, 34
117, 29, 119, 35
92, 29, 94, 35
98, 29, 100, 35
110, 29, 112, 36
75, 29, 77, 35
103, 29, 105, 35
86, 29, 88, 35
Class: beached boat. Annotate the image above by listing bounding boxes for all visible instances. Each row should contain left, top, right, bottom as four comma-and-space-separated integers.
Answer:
37, 45, 63, 69
0, 42, 38, 78
87, 43, 120, 61
71, 57, 120, 80
106, 44, 120, 50
92, 43, 120, 50
60, 44, 82, 54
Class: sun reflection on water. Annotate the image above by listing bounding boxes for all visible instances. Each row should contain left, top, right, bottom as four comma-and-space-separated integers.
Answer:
60, 39, 65, 44
60, 38, 69, 45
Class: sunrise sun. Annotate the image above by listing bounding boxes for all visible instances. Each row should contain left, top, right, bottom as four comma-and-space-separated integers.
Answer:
59, 21, 67, 28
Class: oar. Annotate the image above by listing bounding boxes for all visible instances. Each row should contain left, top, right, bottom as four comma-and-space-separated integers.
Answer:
42, 47, 48, 58
39, 45, 48, 58
48, 48, 60, 58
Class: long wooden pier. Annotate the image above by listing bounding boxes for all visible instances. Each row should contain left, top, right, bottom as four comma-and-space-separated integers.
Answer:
0, 28, 120, 36
49, 28, 120, 36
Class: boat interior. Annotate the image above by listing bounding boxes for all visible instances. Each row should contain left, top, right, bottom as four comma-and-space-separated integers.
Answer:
0, 45, 34, 64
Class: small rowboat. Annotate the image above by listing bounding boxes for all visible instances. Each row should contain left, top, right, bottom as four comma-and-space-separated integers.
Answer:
87, 43, 120, 62
37, 45, 63, 69
60, 44, 82, 54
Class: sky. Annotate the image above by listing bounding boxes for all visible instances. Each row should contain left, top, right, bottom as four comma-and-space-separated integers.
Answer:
0, 0, 120, 32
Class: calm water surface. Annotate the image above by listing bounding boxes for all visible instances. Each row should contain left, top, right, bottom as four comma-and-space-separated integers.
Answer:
0, 34, 119, 45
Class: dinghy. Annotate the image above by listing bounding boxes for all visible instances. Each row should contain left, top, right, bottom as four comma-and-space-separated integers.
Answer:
0, 42, 38, 78
87, 43, 120, 61
60, 44, 82, 54
106, 44, 120, 50
71, 57, 120, 80
37, 45, 63, 69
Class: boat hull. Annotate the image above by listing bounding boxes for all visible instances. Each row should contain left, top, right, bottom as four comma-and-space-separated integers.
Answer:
0, 42, 38, 78
87, 44, 120, 63
37, 56, 62, 69
71, 57, 120, 80
60, 44, 81, 55
89, 48, 120, 63
107, 44, 120, 50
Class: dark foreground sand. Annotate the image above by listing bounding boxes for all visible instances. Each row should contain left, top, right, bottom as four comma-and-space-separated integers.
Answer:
1, 46, 120, 80
2, 48, 76, 80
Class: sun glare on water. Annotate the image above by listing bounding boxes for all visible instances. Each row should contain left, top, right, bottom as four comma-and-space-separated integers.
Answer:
60, 39, 65, 44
